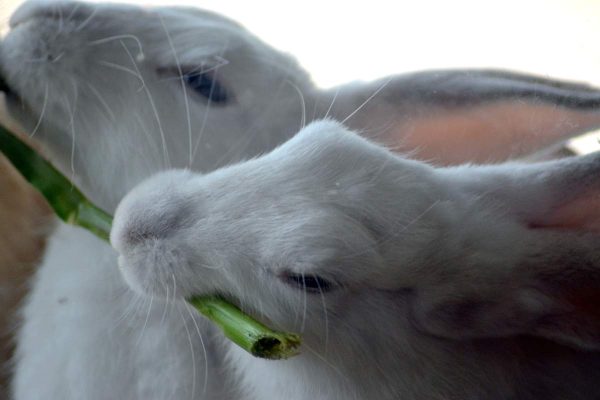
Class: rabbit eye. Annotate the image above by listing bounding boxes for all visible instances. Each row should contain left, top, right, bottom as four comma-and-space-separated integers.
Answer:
183, 72, 229, 104
281, 273, 334, 293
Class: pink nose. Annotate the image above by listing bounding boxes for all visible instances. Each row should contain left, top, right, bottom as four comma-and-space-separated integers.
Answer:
110, 170, 196, 254
112, 195, 189, 251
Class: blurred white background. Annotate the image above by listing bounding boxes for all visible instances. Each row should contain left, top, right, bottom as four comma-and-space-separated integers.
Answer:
2, 0, 599, 151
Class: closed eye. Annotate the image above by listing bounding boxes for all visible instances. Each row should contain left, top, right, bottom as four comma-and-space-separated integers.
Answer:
158, 66, 230, 105
281, 272, 335, 294
183, 71, 229, 104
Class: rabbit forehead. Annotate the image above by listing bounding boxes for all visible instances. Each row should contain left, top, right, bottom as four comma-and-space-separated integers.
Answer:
68, 4, 292, 70
138, 9, 253, 66
180, 122, 430, 275
194, 121, 400, 205
190, 120, 434, 220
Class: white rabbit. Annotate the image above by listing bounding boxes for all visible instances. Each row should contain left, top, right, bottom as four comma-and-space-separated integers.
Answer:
1, 0, 600, 399
113, 120, 600, 400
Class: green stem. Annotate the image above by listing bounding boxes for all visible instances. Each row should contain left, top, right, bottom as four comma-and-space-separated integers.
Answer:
0, 123, 301, 360
0, 124, 111, 239
71, 200, 113, 242
189, 296, 301, 359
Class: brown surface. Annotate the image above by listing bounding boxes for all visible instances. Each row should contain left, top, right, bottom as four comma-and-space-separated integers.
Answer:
0, 114, 51, 396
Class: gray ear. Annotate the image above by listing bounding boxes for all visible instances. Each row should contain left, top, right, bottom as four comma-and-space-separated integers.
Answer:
410, 237, 600, 350
317, 69, 600, 164
409, 152, 600, 349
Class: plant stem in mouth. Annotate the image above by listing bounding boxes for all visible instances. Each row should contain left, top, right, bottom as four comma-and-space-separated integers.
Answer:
0, 123, 301, 360
189, 296, 301, 359
0, 122, 112, 241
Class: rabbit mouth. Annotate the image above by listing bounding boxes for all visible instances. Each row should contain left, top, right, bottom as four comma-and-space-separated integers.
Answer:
0, 72, 21, 105
0, 69, 36, 130
0, 73, 14, 97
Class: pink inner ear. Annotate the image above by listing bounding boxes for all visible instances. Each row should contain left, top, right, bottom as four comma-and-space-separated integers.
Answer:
564, 286, 600, 320
529, 193, 600, 232
386, 102, 600, 165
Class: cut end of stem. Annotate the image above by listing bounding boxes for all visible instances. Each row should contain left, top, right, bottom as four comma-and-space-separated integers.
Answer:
252, 333, 301, 360
188, 296, 302, 360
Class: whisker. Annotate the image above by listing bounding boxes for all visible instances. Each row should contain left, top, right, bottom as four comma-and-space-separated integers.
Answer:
172, 273, 177, 300
286, 80, 307, 130
341, 78, 392, 125
257, 296, 266, 323
28, 83, 48, 138
75, 7, 99, 32
66, 78, 80, 181
211, 72, 291, 167
130, 292, 149, 326
315, 278, 329, 352
88, 34, 144, 59
97, 60, 144, 89
234, 52, 304, 81
132, 112, 162, 158
177, 304, 197, 400
159, 15, 193, 166
111, 290, 144, 329
323, 86, 340, 120
159, 280, 170, 327
135, 294, 154, 347
184, 302, 209, 396
365, 152, 395, 185
357, 199, 441, 259
202, 55, 229, 73
85, 81, 116, 121
66, 2, 82, 22
300, 272, 308, 333
56, 3, 64, 36
303, 343, 349, 383
190, 70, 214, 163
171, 273, 180, 317
191, 44, 230, 163
159, 57, 229, 80
120, 41, 171, 168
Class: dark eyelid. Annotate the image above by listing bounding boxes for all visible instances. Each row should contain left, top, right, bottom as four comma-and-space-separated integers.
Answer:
280, 272, 336, 293
157, 66, 230, 104
183, 72, 229, 104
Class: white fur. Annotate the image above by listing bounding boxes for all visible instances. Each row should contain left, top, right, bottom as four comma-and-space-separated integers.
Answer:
113, 120, 600, 400
1, 1, 313, 398
1, 1, 600, 399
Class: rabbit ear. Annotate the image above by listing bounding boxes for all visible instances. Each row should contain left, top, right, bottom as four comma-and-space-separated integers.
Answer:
319, 70, 600, 164
409, 153, 600, 349
411, 237, 600, 350
447, 151, 600, 232
411, 255, 600, 350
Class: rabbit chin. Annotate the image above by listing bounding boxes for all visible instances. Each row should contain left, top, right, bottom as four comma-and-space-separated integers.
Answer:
116, 239, 211, 300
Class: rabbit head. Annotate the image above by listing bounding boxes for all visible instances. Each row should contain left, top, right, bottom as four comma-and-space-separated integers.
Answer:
112, 119, 600, 398
2, 0, 600, 212
0, 0, 313, 210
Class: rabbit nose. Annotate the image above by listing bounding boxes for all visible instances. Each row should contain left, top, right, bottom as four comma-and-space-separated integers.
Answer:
111, 198, 190, 253
110, 170, 196, 253
10, 0, 93, 28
